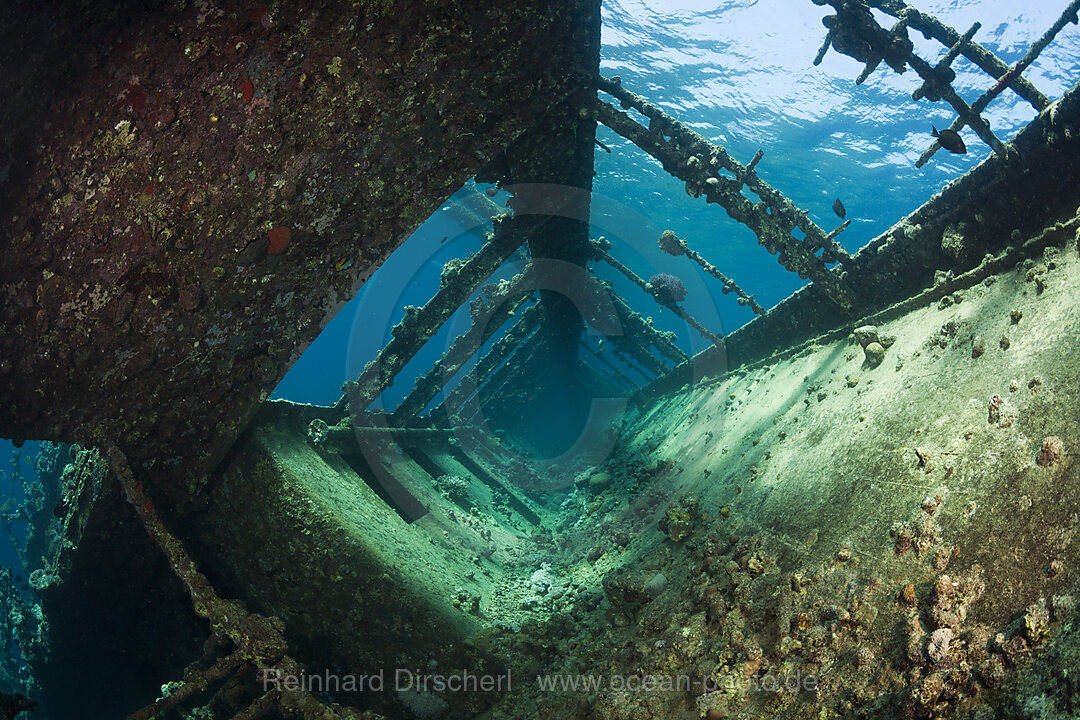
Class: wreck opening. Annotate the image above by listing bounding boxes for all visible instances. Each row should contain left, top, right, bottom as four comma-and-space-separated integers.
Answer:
3, 1, 1080, 719
270, 182, 528, 411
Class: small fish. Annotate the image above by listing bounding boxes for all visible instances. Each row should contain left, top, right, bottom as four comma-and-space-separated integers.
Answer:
932, 125, 967, 154
832, 198, 846, 219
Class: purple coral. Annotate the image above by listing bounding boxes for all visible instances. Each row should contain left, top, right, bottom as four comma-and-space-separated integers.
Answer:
648, 273, 688, 305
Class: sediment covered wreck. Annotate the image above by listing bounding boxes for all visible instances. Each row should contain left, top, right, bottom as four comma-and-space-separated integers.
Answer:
2, 0, 1080, 718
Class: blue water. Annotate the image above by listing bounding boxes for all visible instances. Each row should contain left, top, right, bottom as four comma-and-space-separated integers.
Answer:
272, 199, 520, 410
0, 1, 1077, 710
0, 440, 41, 579
272, 1, 1080, 413
595, 0, 1080, 320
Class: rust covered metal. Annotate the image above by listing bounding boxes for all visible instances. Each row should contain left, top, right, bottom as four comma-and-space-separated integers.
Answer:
0, 0, 600, 506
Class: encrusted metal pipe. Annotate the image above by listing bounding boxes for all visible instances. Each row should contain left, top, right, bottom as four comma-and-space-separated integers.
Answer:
865, 0, 1050, 111
905, 50, 1008, 160
390, 270, 534, 424
994, 0, 1080, 97
596, 82, 855, 310
964, 2, 1079, 128
432, 303, 544, 421
914, 0, 1080, 167
812, 0, 1050, 163
106, 445, 341, 720
658, 230, 766, 316
580, 339, 642, 389
609, 290, 689, 366
598, 77, 852, 265
912, 23, 980, 102
591, 240, 725, 349
603, 328, 666, 378
457, 334, 545, 424
339, 214, 528, 418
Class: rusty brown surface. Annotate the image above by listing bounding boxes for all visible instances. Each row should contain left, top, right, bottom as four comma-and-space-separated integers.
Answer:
0, 0, 598, 505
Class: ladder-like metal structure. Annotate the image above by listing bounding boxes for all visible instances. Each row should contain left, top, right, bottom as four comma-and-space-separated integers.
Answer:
329, 0, 1080, 439
595, 76, 856, 310
813, 0, 1080, 166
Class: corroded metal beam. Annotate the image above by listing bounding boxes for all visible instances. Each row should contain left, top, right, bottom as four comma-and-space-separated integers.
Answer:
814, 0, 1009, 158
475, 6, 601, 398
578, 344, 637, 394
604, 341, 657, 382
433, 303, 543, 422
637, 76, 1080, 398
906, 50, 1008, 159
860, 0, 1051, 111
812, 0, 1077, 166
911, 22, 981, 103
598, 77, 852, 266
342, 215, 528, 418
658, 230, 766, 315
917, 0, 1080, 166
609, 291, 689, 367
596, 79, 856, 311
459, 330, 544, 424
604, 330, 665, 378
580, 339, 643, 389
313, 424, 461, 456
389, 270, 534, 424
105, 445, 315, 718
591, 240, 725, 349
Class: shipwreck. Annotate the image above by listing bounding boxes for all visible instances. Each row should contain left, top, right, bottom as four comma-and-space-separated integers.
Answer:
2, 0, 1080, 718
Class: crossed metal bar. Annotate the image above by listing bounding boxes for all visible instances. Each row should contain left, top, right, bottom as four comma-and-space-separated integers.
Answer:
813, 0, 1080, 165
596, 76, 856, 311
